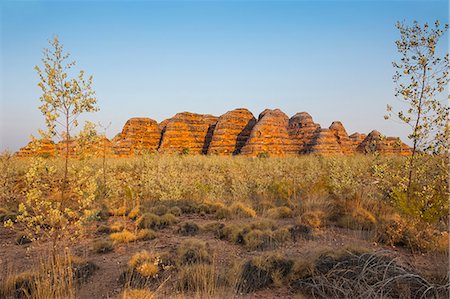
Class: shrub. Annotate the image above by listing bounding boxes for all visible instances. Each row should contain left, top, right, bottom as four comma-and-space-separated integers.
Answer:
110, 230, 137, 244
178, 222, 200, 236
150, 205, 168, 216
169, 206, 182, 216
159, 213, 177, 227
235, 254, 294, 293
92, 239, 113, 253
177, 239, 211, 265
122, 289, 155, 299
136, 229, 157, 241
176, 264, 218, 296
336, 206, 377, 231
136, 213, 161, 230
215, 207, 232, 220
244, 229, 274, 250
266, 206, 293, 219
289, 224, 313, 241
273, 228, 291, 245
230, 202, 257, 218
121, 250, 160, 287
203, 222, 225, 238
299, 211, 323, 229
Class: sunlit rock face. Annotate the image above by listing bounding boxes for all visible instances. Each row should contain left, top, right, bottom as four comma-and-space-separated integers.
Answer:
356, 130, 411, 156
208, 108, 257, 156
15, 108, 411, 158
288, 112, 321, 154
16, 138, 57, 158
113, 118, 161, 156
158, 112, 218, 155
240, 109, 295, 157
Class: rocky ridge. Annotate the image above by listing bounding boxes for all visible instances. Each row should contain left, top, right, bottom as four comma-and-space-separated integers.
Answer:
16, 108, 411, 157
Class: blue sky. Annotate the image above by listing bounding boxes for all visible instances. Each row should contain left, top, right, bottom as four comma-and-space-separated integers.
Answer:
1, 0, 448, 151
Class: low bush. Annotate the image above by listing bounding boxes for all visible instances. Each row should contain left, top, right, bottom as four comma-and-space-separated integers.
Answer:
229, 202, 257, 218
289, 224, 313, 241
215, 207, 232, 220
266, 206, 293, 219
110, 230, 136, 244
136, 229, 157, 241
150, 205, 168, 216
122, 288, 155, 299
92, 239, 113, 253
178, 222, 200, 236
244, 229, 274, 251
121, 250, 161, 288
299, 211, 323, 229
169, 206, 182, 216
176, 263, 219, 296
177, 239, 211, 265
235, 254, 294, 293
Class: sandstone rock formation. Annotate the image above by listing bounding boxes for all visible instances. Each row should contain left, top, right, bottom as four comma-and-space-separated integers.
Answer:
16, 138, 57, 158
306, 128, 344, 156
159, 112, 218, 154
16, 108, 411, 158
356, 130, 411, 155
240, 109, 294, 156
329, 121, 354, 154
113, 118, 161, 156
208, 108, 257, 155
288, 112, 321, 154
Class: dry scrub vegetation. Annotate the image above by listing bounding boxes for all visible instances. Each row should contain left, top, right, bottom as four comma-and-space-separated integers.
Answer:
0, 153, 448, 298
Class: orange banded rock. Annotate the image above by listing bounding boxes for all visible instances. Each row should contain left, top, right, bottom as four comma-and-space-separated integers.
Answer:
159, 112, 218, 154
208, 108, 256, 155
240, 109, 294, 156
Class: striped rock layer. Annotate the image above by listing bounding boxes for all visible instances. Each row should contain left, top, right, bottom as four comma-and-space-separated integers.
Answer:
16, 108, 411, 157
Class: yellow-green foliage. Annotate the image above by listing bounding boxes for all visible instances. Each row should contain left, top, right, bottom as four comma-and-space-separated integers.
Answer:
128, 250, 159, 278
266, 206, 293, 219
230, 202, 257, 218
136, 229, 156, 241
110, 206, 128, 216
122, 289, 154, 299
110, 230, 136, 244
109, 221, 124, 232
128, 206, 140, 220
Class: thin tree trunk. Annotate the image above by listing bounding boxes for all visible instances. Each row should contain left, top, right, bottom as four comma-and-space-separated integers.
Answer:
406, 65, 427, 199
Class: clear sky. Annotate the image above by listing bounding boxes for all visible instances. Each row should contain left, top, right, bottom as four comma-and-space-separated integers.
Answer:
0, 0, 448, 151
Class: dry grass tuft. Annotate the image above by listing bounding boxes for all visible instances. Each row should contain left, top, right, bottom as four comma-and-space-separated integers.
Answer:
266, 206, 293, 219
92, 239, 113, 253
178, 222, 200, 236
177, 239, 211, 265
229, 202, 257, 218
110, 230, 137, 244
122, 288, 155, 299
